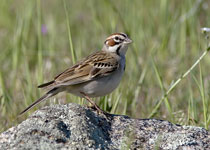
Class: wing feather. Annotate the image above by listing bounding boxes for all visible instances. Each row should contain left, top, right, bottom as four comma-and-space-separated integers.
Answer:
53, 51, 119, 86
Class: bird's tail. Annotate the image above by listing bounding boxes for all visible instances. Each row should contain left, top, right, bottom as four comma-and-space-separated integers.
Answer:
38, 80, 55, 89
19, 88, 59, 116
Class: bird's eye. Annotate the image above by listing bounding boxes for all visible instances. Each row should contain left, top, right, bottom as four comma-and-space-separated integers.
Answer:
114, 37, 119, 41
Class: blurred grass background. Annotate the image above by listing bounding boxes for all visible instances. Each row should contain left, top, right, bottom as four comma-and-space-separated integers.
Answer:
0, 0, 210, 132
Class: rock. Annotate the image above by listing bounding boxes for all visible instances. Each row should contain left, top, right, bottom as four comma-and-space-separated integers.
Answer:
0, 103, 209, 150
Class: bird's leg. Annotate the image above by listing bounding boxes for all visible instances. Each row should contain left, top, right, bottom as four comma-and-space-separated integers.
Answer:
80, 92, 106, 115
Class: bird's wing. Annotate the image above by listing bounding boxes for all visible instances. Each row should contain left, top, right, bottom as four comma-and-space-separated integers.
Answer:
53, 51, 119, 86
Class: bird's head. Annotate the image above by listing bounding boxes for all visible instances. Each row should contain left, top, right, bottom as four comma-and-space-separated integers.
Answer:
102, 32, 132, 55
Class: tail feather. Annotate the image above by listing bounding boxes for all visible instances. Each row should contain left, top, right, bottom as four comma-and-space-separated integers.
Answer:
38, 81, 55, 88
19, 88, 59, 116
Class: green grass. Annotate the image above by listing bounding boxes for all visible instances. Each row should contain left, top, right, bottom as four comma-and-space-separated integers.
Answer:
1, 0, 210, 132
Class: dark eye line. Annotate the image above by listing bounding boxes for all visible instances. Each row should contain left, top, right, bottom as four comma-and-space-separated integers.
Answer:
104, 38, 123, 46
114, 37, 123, 43
115, 36, 123, 41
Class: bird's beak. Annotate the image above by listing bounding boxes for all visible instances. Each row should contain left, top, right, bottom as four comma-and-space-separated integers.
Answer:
124, 38, 132, 44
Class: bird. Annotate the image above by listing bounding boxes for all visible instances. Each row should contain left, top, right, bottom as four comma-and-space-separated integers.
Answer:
19, 32, 132, 115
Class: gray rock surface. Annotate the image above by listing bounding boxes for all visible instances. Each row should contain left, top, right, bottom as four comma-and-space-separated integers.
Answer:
0, 103, 209, 150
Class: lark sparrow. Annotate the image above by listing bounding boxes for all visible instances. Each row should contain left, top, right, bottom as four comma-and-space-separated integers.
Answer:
19, 33, 132, 115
